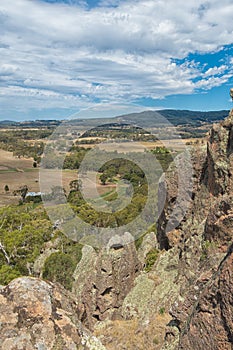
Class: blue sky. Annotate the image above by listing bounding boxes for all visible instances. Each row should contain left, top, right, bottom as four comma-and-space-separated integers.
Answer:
0, 0, 233, 121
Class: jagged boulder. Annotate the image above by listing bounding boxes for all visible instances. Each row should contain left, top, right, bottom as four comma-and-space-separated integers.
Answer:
72, 234, 142, 330
0, 277, 106, 350
157, 148, 205, 250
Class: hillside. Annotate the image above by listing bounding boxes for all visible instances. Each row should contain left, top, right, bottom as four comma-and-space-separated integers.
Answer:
116, 109, 229, 127
0, 109, 229, 129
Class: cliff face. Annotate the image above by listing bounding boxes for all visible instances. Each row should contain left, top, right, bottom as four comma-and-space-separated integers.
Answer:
158, 110, 233, 252
161, 111, 233, 349
0, 112, 232, 350
203, 112, 233, 249
178, 244, 233, 350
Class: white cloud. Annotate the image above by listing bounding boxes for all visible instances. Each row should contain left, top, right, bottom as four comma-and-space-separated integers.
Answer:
203, 65, 228, 77
196, 73, 232, 89
0, 64, 19, 76
0, 0, 233, 115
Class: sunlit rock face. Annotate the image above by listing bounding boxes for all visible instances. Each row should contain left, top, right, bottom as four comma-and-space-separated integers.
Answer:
178, 244, 233, 350
72, 236, 142, 331
161, 111, 233, 350
0, 277, 105, 350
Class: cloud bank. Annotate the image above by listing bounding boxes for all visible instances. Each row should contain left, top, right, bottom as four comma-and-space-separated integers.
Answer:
0, 0, 233, 116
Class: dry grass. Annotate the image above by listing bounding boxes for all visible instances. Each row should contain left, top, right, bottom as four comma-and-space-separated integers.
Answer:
0, 149, 33, 170
94, 313, 171, 350
141, 139, 204, 151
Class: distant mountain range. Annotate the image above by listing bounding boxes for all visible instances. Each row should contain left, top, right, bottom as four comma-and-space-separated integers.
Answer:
0, 119, 61, 128
0, 109, 229, 128
118, 109, 230, 127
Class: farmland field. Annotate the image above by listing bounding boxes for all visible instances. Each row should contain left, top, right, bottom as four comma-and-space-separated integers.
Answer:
0, 150, 78, 206
73, 138, 205, 152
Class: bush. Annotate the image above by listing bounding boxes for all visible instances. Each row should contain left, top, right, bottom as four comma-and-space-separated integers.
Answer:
159, 307, 165, 315
145, 248, 159, 272
0, 265, 21, 285
43, 252, 76, 290
42, 240, 82, 291
200, 240, 217, 261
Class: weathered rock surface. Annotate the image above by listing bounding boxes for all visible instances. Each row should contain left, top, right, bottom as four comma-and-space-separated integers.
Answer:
204, 195, 233, 249
122, 246, 180, 321
161, 111, 233, 349
0, 277, 106, 350
204, 110, 233, 196
178, 244, 233, 350
157, 147, 206, 250
73, 234, 142, 330
137, 231, 158, 265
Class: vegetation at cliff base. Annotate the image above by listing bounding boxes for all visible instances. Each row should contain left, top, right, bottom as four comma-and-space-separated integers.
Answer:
0, 204, 83, 287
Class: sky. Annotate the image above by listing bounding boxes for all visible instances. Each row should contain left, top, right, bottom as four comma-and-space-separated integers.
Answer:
0, 0, 233, 121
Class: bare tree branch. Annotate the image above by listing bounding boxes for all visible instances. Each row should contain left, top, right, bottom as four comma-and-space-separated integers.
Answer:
0, 242, 10, 265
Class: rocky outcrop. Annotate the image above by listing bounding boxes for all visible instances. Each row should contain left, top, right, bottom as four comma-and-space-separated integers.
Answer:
204, 195, 233, 249
161, 111, 233, 349
157, 148, 206, 250
202, 111, 233, 249
158, 110, 233, 252
178, 244, 233, 350
73, 233, 142, 330
0, 277, 106, 350
204, 110, 233, 196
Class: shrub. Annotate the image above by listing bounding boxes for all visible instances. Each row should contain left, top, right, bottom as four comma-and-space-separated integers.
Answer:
42, 240, 82, 291
200, 240, 217, 261
145, 248, 159, 272
159, 307, 165, 315
0, 265, 21, 285
43, 252, 76, 290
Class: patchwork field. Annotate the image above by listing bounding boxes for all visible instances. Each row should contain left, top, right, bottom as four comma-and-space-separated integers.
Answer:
74, 138, 205, 152
0, 150, 78, 206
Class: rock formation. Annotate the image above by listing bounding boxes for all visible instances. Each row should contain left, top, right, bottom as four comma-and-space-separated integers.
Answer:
0, 277, 106, 350
161, 110, 233, 349
178, 243, 233, 350
72, 233, 142, 330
